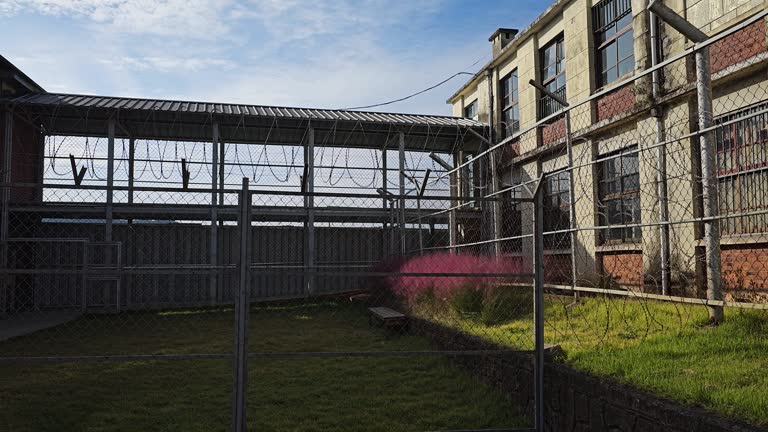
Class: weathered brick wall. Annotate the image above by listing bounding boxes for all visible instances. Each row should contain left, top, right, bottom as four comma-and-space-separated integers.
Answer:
600, 252, 644, 289
711, 19, 767, 75
596, 84, 636, 123
411, 317, 767, 432
544, 253, 572, 285
722, 244, 768, 294
541, 117, 567, 146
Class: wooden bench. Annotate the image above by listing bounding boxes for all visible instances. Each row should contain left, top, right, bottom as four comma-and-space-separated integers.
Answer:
367, 307, 408, 333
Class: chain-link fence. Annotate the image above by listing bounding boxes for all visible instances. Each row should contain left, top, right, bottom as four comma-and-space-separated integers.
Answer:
2, 6, 768, 430
0, 97, 542, 431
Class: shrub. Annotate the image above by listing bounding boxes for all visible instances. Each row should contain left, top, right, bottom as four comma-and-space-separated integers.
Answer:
480, 285, 534, 325
447, 285, 484, 318
368, 253, 526, 324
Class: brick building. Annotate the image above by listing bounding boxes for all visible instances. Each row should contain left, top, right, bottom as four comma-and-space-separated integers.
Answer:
448, 0, 768, 298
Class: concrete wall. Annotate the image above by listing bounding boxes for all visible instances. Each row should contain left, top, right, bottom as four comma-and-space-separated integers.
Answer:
3, 222, 448, 313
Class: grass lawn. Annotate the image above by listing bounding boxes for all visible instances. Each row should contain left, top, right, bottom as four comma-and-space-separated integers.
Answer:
444, 294, 768, 427
0, 303, 528, 432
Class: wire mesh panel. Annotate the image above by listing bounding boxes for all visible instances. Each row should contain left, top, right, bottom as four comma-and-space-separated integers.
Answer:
241, 186, 537, 432
0, 98, 540, 431
0, 183, 242, 432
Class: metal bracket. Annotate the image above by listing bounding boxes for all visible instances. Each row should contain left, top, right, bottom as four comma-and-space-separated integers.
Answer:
181, 159, 191, 190
300, 163, 309, 193
428, 152, 453, 171
529, 79, 569, 108
69, 154, 87, 186
418, 169, 432, 197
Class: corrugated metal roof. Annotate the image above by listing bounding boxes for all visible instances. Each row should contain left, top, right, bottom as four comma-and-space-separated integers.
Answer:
8, 92, 484, 128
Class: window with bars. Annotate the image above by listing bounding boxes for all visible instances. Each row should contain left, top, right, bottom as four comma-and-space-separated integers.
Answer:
539, 34, 566, 119
500, 70, 520, 138
716, 102, 768, 236
593, 0, 634, 87
464, 99, 479, 120
597, 146, 641, 243
543, 170, 571, 249
501, 178, 523, 253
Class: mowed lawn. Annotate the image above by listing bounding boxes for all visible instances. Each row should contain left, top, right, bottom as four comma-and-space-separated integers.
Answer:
0, 303, 528, 432
447, 294, 768, 427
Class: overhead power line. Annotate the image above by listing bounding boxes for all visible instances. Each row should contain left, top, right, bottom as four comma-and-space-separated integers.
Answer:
340, 71, 475, 111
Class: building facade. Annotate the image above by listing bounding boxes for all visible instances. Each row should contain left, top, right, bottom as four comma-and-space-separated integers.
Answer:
449, 0, 768, 299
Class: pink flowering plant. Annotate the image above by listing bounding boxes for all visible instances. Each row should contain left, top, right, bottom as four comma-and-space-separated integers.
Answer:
373, 253, 531, 324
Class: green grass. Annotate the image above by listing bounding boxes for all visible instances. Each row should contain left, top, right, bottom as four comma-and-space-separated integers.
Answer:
0, 303, 527, 432
437, 295, 768, 426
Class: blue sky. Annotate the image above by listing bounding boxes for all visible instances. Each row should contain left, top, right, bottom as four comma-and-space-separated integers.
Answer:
1, 0, 547, 115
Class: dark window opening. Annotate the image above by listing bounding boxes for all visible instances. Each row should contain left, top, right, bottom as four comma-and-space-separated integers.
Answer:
544, 170, 571, 249
464, 99, 479, 120
500, 70, 520, 138
597, 146, 641, 243
593, 0, 634, 87
716, 102, 768, 236
539, 34, 566, 119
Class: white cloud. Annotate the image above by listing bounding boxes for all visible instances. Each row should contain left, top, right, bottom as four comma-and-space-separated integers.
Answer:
99, 56, 236, 72
2, 0, 484, 115
244, 0, 443, 43
2, 0, 234, 38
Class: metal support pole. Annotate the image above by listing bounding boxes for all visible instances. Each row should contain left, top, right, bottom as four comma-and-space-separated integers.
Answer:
105, 119, 116, 308
564, 111, 579, 301
105, 118, 115, 242
304, 127, 316, 295
219, 140, 226, 207
448, 154, 459, 252
210, 123, 219, 305
398, 132, 406, 255
382, 145, 388, 257
647, 0, 722, 321
127, 137, 135, 224
530, 78, 577, 295
231, 177, 251, 432
489, 152, 502, 256
532, 177, 545, 432
696, 47, 724, 323
416, 196, 423, 255
650, 11, 672, 296
486, 69, 502, 256
1, 109, 12, 317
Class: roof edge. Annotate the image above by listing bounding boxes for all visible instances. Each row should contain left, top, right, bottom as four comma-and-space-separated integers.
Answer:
0, 55, 45, 94
446, 0, 570, 104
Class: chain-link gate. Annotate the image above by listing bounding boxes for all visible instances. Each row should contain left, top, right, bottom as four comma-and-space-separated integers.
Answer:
228, 179, 545, 432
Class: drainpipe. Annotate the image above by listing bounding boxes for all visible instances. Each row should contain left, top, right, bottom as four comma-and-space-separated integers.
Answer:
650, 11, 671, 296
486, 69, 502, 256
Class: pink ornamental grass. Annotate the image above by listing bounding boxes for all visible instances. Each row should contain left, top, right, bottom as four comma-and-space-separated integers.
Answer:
386, 253, 523, 301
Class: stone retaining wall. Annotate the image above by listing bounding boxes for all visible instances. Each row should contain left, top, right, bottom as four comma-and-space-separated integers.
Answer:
410, 317, 766, 432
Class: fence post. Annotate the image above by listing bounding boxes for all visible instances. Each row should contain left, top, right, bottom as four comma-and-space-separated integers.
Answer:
650, 10, 672, 296
232, 177, 251, 432
532, 176, 545, 432
696, 47, 724, 323
1, 108, 13, 318
647, 0, 723, 323
398, 132, 406, 255
304, 127, 316, 295
564, 110, 578, 302
106, 118, 115, 242
211, 123, 220, 305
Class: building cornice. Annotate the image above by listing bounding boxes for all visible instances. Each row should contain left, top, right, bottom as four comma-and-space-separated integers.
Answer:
446, 0, 571, 104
